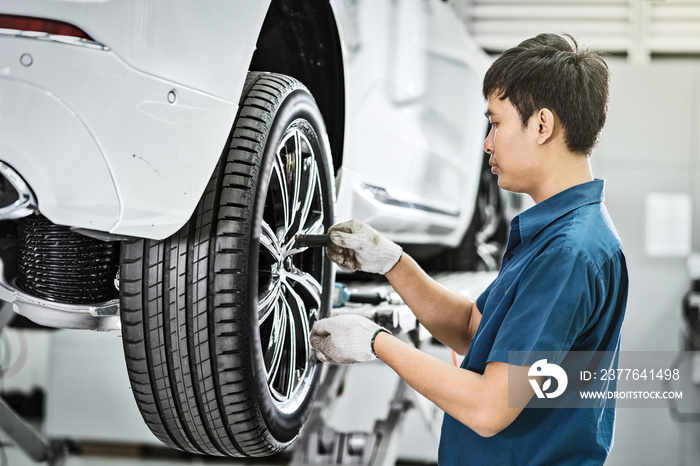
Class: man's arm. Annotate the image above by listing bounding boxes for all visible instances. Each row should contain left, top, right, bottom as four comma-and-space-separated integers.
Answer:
373, 331, 535, 437
385, 254, 481, 355
324, 220, 481, 354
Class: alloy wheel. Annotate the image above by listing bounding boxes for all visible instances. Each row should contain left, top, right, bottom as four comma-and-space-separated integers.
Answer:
257, 123, 326, 414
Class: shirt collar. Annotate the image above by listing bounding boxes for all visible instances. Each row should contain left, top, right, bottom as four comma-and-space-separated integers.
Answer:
514, 179, 605, 244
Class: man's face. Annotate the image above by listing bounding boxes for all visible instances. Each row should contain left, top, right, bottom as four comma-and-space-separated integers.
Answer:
483, 94, 541, 196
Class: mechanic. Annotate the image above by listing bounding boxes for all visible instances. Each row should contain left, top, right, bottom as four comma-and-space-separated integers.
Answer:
310, 33, 628, 465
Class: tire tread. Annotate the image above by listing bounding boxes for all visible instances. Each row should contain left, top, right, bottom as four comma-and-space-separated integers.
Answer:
120, 72, 329, 457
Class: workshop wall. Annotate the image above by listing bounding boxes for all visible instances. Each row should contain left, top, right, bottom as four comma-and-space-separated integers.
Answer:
3, 50, 700, 466
592, 60, 700, 466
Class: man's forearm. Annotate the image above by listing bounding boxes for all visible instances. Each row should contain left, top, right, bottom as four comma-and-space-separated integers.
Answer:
372, 332, 527, 437
385, 254, 474, 354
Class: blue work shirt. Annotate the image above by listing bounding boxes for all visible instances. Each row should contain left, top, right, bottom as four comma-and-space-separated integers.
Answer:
439, 179, 628, 465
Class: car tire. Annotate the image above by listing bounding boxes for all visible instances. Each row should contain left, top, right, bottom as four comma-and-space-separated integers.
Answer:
119, 72, 335, 457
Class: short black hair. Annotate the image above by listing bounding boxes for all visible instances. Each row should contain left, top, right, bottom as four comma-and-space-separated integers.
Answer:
482, 33, 609, 156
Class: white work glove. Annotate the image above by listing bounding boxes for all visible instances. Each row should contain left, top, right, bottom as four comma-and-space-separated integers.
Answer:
310, 314, 391, 364
327, 220, 403, 274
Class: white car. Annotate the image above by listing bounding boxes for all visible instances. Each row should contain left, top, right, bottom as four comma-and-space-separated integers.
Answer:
0, 0, 505, 457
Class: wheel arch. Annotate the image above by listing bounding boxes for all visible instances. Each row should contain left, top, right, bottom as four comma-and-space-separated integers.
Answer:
249, 0, 345, 174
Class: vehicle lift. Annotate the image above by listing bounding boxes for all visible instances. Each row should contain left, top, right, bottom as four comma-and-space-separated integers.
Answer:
290, 290, 433, 466
0, 302, 68, 466
290, 272, 496, 466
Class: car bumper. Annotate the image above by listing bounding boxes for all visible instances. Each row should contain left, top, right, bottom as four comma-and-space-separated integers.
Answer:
0, 33, 238, 239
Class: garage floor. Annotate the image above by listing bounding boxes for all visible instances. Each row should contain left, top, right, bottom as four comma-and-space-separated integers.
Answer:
1, 427, 296, 466
0, 418, 435, 466
1, 448, 288, 466
0, 272, 496, 466
2, 449, 199, 466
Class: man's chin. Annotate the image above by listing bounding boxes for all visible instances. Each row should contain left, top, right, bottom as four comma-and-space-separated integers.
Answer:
496, 176, 510, 191
497, 177, 525, 196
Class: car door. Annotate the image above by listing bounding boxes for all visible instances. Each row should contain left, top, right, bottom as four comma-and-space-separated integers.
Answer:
334, 0, 490, 246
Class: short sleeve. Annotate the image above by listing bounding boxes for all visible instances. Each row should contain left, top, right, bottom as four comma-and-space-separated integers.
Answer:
487, 247, 598, 366
475, 277, 496, 312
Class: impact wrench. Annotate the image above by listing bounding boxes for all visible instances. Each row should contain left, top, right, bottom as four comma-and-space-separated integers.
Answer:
294, 234, 331, 248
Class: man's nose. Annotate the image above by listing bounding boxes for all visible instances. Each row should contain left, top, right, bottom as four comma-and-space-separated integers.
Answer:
483, 126, 494, 154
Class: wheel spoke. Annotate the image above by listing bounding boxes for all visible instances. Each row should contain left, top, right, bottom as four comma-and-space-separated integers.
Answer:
285, 131, 304, 241
258, 221, 283, 322
276, 136, 296, 239
272, 150, 291, 238
297, 157, 319, 233
262, 272, 320, 401
290, 132, 319, 235
286, 270, 322, 311
258, 278, 281, 323
299, 214, 325, 237
260, 221, 282, 264
276, 129, 322, 244
282, 279, 314, 396
265, 298, 288, 387
283, 283, 300, 397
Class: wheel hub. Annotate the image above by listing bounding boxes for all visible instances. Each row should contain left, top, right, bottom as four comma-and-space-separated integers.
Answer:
271, 262, 281, 278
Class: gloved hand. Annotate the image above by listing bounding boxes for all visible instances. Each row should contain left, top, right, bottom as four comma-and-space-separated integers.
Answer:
310, 314, 391, 364
326, 220, 403, 274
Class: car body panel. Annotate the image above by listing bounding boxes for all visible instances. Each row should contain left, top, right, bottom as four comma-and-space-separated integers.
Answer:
0, 0, 270, 238
332, 0, 490, 246
0, 76, 120, 230
1, 0, 270, 101
1, 0, 489, 246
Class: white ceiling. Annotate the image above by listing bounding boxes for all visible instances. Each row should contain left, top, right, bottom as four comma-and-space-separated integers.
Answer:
449, 0, 700, 63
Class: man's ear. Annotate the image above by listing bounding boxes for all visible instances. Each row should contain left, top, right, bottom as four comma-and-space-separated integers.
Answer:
535, 108, 555, 145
